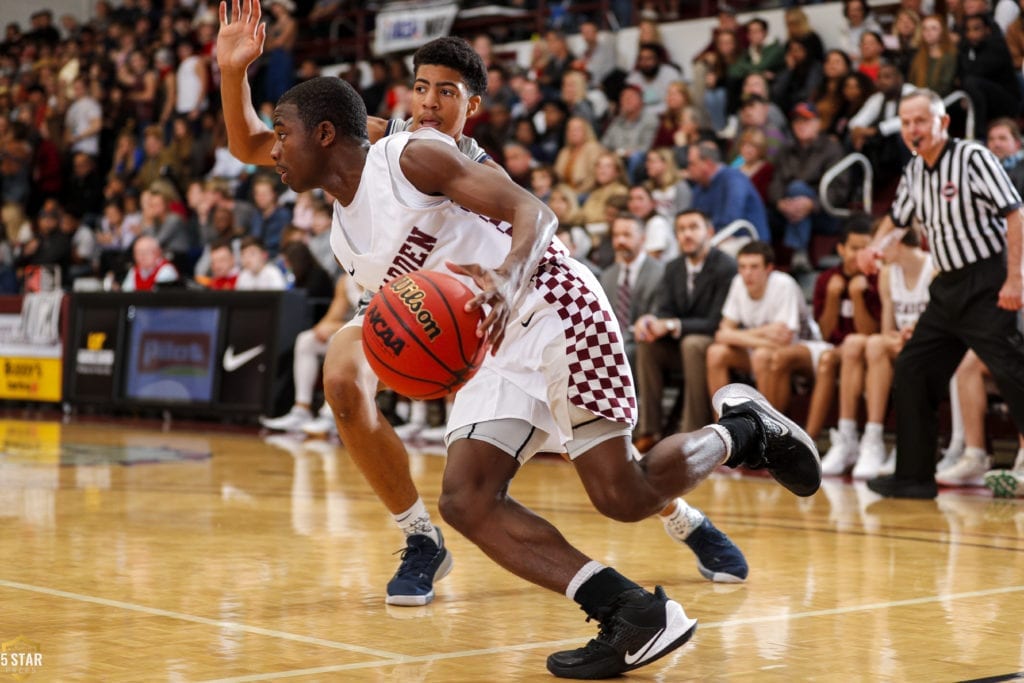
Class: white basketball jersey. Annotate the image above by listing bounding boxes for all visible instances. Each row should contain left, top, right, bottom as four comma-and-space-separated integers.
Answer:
889, 254, 934, 331
331, 128, 636, 439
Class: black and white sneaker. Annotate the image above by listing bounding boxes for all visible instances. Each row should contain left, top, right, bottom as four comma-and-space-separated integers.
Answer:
546, 586, 697, 679
712, 383, 821, 497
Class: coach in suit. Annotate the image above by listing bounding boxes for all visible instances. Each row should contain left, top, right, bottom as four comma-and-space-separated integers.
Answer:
599, 212, 664, 381
633, 210, 737, 446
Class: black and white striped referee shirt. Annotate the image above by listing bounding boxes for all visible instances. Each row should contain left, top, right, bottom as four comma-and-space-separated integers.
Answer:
891, 138, 1021, 272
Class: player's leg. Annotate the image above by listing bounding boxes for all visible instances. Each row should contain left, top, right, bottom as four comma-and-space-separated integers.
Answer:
805, 347, 840, 441
440, 424, 697, 679
321, 325, 451, 605
936, 351, 992, 486
706, 342, 751, 398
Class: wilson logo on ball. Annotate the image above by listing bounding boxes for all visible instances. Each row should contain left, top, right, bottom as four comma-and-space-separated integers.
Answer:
362, 271, 486, 400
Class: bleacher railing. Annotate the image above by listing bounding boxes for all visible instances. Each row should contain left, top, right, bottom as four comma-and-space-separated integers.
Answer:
819, 152, 873, 218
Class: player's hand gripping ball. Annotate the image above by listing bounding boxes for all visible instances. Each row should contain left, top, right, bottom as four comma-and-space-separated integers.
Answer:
362, 270, 486, 399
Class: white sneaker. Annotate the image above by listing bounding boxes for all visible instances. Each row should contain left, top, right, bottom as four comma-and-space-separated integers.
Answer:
301, 415, 337, 436
260, 407, 313, 432
935, 441, 964, 474
393, 420, 426, 441
852, 438, 888, 480
936, 452, 992, 487
820, 428, 859, 476
878, 446, 896, 476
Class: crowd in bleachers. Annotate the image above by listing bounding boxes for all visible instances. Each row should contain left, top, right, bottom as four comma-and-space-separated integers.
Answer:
1, 0, 1022, 487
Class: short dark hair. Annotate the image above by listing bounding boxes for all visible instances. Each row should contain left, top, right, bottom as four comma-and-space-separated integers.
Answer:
240, 235, 266, 252
278, 77, 368, 141
737, 240, 775, 265
841, 212, 873, 243
413, 36, 488, 96
675, 208, 712, 227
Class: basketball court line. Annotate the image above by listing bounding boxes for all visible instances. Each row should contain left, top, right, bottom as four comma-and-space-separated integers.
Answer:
3, 577, 1023, 681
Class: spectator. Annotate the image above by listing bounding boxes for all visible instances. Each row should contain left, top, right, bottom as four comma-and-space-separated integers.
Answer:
96, 197, 140, 281
121, 233, 178, 291
63, 76, 101, 159
834, 71, 877, 141
578, 151, 629, 227
626, 43, 684, 117
530, 165, 555, 203
643, 148, 691, 220
501, 140, 536, 188
249, 174, 292, 255
822, 226, 933, 478
958, 12, 1022, 134
627, 184, 677, 262
572, 20, 618, 88
117, 50, 158, 132
633, 209, 736, 443
987, 117, 1024, 196
553, 116, 605, 196
768, 101, 848, 273
733, 127, 774, 205
134, 124, 176, 193
783, 7, 825, 63
908, 15, 958, 97
801, 216, 883, 442
650, 81, 693, 150
61, 208, 98, 281
554, 222, 599, 275
888, 8, 922, 76
848, 62, 915, 197
235, 235, 286, 290
732, 93, 787, 163
192, 204, 243, 278
174, 38, 209, 124
1, 121, 33, 208
534, 99, 568, 164
15, 200, 71, 282
706, 240, 821, 405
262, 0, 296, 104
482, 64, 517, 111
814, 50, 854, 135
140, 183, 191, 255
601, 85, 659, 184
259, 275, 353, 435
64, 152, 105, 223
839, 0, 884, 62
733, 18, 786, 84
771, 36, 824, 118
740, 72, 790, 131
281, 240, 333, 300
598, 212, 664, 378
548, 183, 583, 227
307, 200, 339, 281
857, 31, 888, 83
687, 140, 770, 242
560, 69, 604, 131
535, 30, 575, 99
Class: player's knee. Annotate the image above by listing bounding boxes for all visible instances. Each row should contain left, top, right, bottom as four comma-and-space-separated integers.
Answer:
587, 485, 648, 522
437, 488, 489, 538
706, 343, 727, 367
321, 359, 369, 418
294, 329, 317, 356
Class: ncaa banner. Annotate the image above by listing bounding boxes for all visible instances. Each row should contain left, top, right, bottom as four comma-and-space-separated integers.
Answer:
374, 1, 458, 56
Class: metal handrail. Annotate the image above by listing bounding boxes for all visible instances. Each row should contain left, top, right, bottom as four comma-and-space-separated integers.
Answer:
819, 152, 873, 218
709, 219, 759, 247
942, 90, 975, 140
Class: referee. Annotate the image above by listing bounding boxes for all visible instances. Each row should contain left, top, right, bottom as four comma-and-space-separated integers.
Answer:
858, 88, 1024, 499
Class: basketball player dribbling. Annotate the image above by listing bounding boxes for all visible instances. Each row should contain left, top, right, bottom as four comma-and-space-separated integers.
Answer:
220, 4, 821, 678
218, 0, 753, 611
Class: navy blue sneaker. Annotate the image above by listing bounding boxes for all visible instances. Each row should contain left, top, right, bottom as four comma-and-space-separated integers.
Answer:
385, 527, 453, 606
712, 383, 821, 497
547, 586, 697, 679
683, 517, 749, 583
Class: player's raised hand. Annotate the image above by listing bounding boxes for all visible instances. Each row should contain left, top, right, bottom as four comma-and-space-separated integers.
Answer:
218, 0, 266, 72
446, 261, 513, 354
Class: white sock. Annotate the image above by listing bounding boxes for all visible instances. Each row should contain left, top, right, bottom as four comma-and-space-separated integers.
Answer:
660, 498, 705, 542
838, 418, 858, 439
964, 446, 988, 461
862, 422, 883, 443
707, 424, 733, 465
565, 560, 605, 600
408, 401, 428, 426
394, 498, 439, 543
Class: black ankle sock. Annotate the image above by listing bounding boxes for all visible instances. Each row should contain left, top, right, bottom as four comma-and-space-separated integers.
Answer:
718, 413, 762, 468
574, 568, 642, 618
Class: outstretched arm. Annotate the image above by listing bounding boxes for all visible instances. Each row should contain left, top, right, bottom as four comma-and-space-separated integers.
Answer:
218, 0, 276, 165
401, 139, 556, 352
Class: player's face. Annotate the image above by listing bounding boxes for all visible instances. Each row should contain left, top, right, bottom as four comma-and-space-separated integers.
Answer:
410, 64, 481, 140
838, 232, 872, 274
270, 103, 321, 193
738, 254, 771, 294
898, 95, 947, 158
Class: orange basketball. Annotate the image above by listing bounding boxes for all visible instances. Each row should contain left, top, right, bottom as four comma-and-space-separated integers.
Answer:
362, 270, 486, 400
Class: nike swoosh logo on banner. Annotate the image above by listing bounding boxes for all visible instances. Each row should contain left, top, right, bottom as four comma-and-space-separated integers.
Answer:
623, 627, 665, 666
520, 312, 536, 328
223, 344, 266, 372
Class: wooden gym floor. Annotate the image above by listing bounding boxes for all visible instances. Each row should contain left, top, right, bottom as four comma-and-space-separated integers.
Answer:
1, 414, 1022, 682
